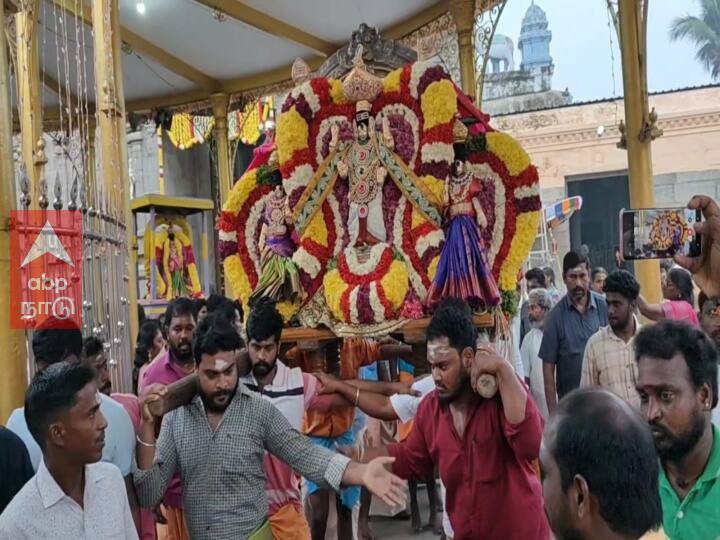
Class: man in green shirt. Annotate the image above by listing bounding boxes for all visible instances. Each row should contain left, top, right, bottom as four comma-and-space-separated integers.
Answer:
635, 320, 720, 540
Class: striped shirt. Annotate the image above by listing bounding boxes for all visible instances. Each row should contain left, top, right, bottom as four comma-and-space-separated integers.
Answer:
580, 318, 641, 409
133, 382, 350, 540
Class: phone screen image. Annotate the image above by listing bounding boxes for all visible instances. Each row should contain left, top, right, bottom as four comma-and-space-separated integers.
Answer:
622, 208, 700, 260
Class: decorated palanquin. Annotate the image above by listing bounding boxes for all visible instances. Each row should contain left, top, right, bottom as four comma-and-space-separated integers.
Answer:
219, 52, 541, 336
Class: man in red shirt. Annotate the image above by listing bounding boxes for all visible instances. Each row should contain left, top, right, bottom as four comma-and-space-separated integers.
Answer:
362, 298, 549, 539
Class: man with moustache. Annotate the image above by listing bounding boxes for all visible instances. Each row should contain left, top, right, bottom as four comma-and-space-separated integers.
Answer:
140, 297, 197, 540
134, 315, 406, 540
541, 251, 608, 415
635, 320, 720, 539
358, 298, 548, 539
581, 270, 642, 408
239, 300, 348, 539
0, 362, 137, 539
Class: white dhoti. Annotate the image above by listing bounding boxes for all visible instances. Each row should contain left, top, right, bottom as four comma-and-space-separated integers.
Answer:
348, 194, 386, 245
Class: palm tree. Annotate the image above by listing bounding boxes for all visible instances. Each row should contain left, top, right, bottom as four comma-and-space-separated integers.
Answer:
670, 0, 720, 80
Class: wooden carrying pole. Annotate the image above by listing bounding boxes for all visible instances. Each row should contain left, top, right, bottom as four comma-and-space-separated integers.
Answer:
0, 0, 28, 422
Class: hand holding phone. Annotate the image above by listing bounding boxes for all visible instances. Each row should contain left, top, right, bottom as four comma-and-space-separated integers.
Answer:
620, 207, 702, 260
674, 195, 720, 297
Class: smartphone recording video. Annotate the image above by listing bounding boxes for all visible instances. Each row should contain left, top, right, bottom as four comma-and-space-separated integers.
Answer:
620, 208, 702, 260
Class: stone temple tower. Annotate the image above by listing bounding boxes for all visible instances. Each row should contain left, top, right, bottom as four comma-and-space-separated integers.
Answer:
518, 1, 552, 71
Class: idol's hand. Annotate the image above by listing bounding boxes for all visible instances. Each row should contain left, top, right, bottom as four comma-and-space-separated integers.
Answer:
330, 124, 340, 151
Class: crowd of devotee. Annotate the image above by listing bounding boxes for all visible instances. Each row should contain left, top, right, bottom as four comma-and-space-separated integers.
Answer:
0, 194, 719, 540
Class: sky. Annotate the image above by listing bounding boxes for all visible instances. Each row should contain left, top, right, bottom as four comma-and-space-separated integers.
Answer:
493, 0, 713, 103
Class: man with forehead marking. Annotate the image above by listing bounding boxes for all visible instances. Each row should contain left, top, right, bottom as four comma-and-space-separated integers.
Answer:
352, 298, 549, 539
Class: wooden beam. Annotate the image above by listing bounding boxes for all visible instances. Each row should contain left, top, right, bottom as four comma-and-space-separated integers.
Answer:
128, 1, 450, 112
220, 56, 324, 95
192, 0, 336, 57
53, 0, 220, 91
126, 88, 211, 112
383, 1, 449, 40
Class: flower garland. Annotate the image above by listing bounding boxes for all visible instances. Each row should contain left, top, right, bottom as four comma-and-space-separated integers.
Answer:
323, 244, 410, 325
466, 130, 541, 295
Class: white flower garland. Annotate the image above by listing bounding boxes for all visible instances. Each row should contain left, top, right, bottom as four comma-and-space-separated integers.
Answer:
290, 81, 321, 115
285, 164, 314, 200
326, 194, 345, 257
514, 184, 539, 200
369, 282, 386, 322
392, 199, 427, 298
342, 243, 389, 276
219, 230, 237, 243
293, 247, 321, 279
421, 142, 453, 164
409, 60, 438, 100
349, 286, 360, 324
416, 228, 444, 258
244, 196, 266, 273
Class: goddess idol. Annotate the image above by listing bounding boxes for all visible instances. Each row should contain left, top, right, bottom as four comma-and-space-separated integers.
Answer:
426, 120, 501, 310
248, 150, 302, 306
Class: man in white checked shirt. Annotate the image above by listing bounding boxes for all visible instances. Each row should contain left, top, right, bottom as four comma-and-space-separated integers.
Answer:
580, 270, 642, 409
134, 315, 406, 540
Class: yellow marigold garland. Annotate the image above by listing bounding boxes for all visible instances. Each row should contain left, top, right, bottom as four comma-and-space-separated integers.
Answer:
420, 80, 457, 130
379, 260, 410, 308
383, 68, 402, 94
329, 79, 346, 105
486, 132, 531, 178
323, 269, 346, 321
499, 210, 541, 290
276, 108, 309, 165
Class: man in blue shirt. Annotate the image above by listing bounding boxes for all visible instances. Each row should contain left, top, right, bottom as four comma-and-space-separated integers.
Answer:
540, 252, 608, 415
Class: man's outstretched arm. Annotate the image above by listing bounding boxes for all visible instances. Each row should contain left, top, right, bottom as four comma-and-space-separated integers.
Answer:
260, 399, 405, 507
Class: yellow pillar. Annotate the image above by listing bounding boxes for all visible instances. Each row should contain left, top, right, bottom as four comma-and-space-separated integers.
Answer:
210, 93, 233, 295
618, 0, 661, 303
91, 0, 139, 351
210, 93, 233, 205
450, 0, 477, 97
15, 0, 46, 209
0, 0, 28, 422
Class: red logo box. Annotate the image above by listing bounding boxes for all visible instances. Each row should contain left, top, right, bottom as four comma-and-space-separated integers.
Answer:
10, 211, 83, 330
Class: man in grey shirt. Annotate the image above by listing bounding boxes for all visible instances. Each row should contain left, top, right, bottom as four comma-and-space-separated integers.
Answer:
134, 315, 404, 540
540, 252, 608, 415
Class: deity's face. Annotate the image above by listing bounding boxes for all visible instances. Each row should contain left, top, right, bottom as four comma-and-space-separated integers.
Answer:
273, 185, 283, 198
357, 121, 369, 142
452, 159, 465, 177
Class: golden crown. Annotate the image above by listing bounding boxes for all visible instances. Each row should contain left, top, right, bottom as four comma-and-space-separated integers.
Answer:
453, 119, 468, 144
342, 46, 382, 103
267, 149, 279, 170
